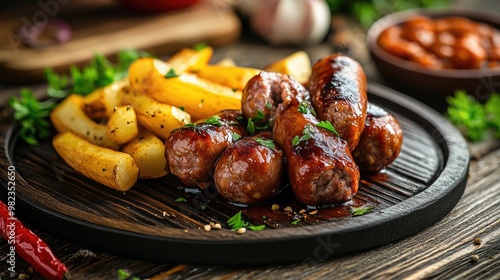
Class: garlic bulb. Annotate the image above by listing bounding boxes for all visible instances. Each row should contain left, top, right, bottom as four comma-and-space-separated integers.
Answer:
245, 0, 331, 45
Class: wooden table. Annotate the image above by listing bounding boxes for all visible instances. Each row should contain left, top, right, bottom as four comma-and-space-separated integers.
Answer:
1, 7, 500, 280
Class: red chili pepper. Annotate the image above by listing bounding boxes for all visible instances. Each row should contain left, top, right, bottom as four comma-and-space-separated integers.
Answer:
0, 200, 70, 280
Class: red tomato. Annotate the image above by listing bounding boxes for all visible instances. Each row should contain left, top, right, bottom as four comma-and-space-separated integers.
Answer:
118, 0, 201, 12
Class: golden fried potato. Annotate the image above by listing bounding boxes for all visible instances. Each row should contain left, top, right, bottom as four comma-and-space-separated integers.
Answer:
264, 51, 312, 85
50, 94, 120, 150
106, 105, 139, 144
129, 58, 241, 121
166, 46, 213, 73
195, 65, 261, 91
119, 86, 191, 139
214, 57, 237, 66
122, 130, 167, 179
53, 132, 139, 191
82, 79, 128, 120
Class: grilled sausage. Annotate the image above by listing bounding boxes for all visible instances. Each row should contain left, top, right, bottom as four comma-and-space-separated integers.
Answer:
352, 104, 403, 173
273, 98, 360, 205
214, 132, 285, 205
309, 54, 368, 150
242, 71, 310, 126
165, 110, 246, 189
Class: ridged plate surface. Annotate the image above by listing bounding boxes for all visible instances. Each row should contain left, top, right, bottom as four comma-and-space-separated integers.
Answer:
0, 83, 469, 264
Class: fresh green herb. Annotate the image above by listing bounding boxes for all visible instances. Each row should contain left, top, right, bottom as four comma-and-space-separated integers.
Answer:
265, 102, 272, 109
201, 99, 205, 103
231, 132, 242, 141
255, 138, 276, 150
183, 123, 197, 128
292, 124, 315, 146
298, 101, 316, 116
227, 211, 265, 231
446, 90, 500, 141
8, 88, 56, 145
205, 115, 223, 126
248, 225, 266, 231
44, 68, 69, 98
179, 106, 185, 111
117, 269, 139, 280
193, 42, 208, 50
164, 68, 179, 79
175, 198, 187, 203
200, 205, 206, 211
246, 110, 269, 134
350, 206, 373, 216
291, 219, 301, 225
317, 120, 340, 137
232, 88, 237, 92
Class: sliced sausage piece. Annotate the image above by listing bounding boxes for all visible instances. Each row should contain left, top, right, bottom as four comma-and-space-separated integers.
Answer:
165, 110, 246, 189
352, 104, 403, 173
214, 132, 285, 205
242, 71, 310, 126
273, 98, 360, 205
309, 54, 368, 150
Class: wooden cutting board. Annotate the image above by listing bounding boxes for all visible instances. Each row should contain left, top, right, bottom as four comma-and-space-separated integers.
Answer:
0, 0, 240, 83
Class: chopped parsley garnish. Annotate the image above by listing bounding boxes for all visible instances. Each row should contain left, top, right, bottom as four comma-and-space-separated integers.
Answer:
265, 102, 272, 109
231, 132, 241, 141
193, 42, 208, 50
204, 115, 223, 126
175, 198, 187, 203
446, 90, 500, 141
117, 269, 139, 280
317, 120, 340, 137
179, 106, 185, 111
291, 219, 301, 225
183, 123, 197, 128
164, 68, 179, 78
292, 124, 315, 146
255, 138, 276, 150
227, 211, 265, 231
8, 88, 55, 145
350, 206, 373, 216
246, 110, 269, 134
298, 101, 316, 116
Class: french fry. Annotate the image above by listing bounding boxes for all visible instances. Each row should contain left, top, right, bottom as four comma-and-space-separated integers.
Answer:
129, 58, 242, 121
53, 132, 139, 191
122, 130, 167, 179
82, 79, 128, 120
214, 57, 237, 66
119, 86, 191, 139
166, 46, 213, 73
194, 65, 261, 91
50, 94, 120, 150
106, 105, 139, 144
264, 51, 312, 85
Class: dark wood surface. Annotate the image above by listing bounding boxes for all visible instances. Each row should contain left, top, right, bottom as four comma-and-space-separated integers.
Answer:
1, 2, 500, 280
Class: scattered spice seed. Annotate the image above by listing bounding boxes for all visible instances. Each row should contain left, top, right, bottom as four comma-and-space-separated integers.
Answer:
271, 204, 280, 211
470, 255, 479, 262
204, 225, 211, 232
236, 228, 246, 234
213, 223, 222, 230
473, 237, 482, 245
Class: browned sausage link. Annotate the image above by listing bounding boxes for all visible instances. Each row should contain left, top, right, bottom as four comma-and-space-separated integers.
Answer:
241, 71, 310, 125
165, 110, 246, 189
214, 131, 286, 205
273, 99, 359, 205
309, 54, 368, 151
352, 104, 403, 173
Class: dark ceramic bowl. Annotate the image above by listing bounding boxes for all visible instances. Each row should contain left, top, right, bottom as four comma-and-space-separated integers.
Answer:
367, 8, 500, 98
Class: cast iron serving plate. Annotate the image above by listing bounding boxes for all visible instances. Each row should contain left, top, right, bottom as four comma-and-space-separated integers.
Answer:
0, 83, 469, 264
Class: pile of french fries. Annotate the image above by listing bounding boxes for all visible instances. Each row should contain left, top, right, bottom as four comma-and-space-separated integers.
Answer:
51, 46, 312, 191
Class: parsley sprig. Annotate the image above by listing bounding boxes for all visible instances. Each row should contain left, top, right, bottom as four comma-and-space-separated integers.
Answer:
255, 138, 276, 150
246, 110, 270, 134
298, 100, 316, 116
446, 90, 500, 141
317, 120, 340, 137
227, 211, 266, 231
350, 206, 374, 216
9, 49, 152, 145
292, 124, 315, 146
